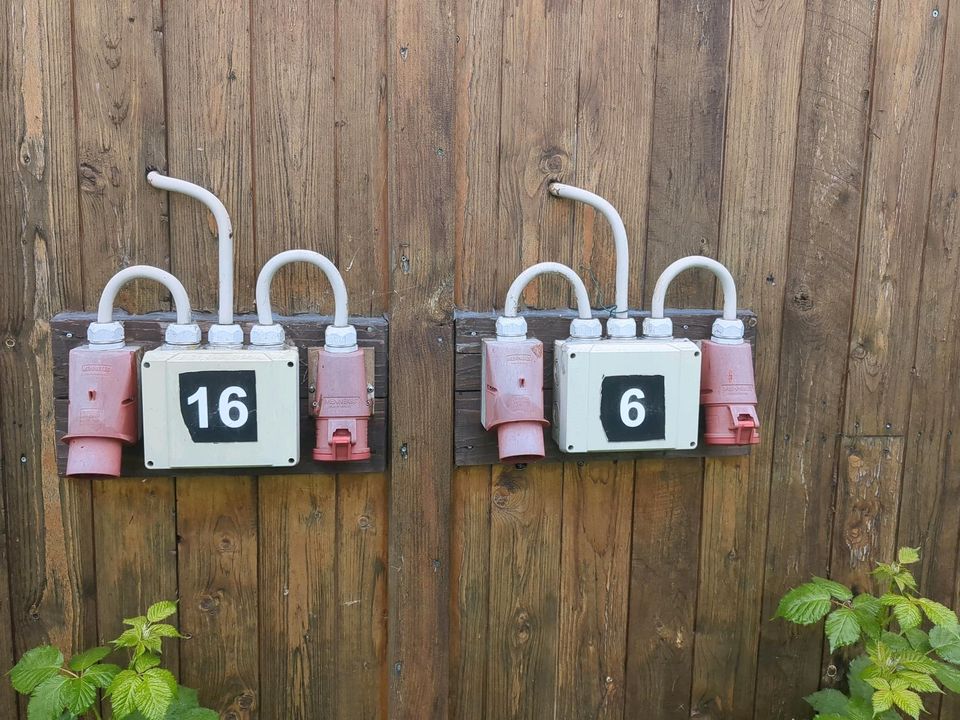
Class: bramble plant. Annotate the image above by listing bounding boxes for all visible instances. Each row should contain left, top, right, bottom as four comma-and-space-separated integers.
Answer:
776, 547, 960, 719
9, 600, 217, 720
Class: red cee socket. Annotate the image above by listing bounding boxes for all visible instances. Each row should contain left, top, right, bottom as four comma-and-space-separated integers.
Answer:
700, 339, 761, 446
481, 339, 549, 463
312, 348, 372, 462
63, 347, 139, 477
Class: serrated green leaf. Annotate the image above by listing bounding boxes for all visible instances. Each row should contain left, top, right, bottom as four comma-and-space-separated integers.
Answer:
826, 607, 861, 652
146, 601, 178, 623
114, 628, 142, 649
812, 576, 854, 601
890, 687, 924, 719
11, 646, 64, 695
848, 656, 875, 700
894, 570, 919, 593
898, 648, 939, 674
806, 688, 850, 713
881, 632, 911, 652
813, 715, 847, 720
872, 684, 894, 713
891, 597, 923, 631
853, 593, 883, 615
904, 628, 931, 652
133, 668, 176, 720
775, 583, 833, 625
896, 670, 940, 693
846, 696, 873, 720
935, 661, 960, 692
918, 598, 959, 628
60, 676, 97, 715
84, 663, 120, 689
107, 669, 140, 719
930, 624, 960, 663
898, 547, 921, 565
134, 653, 161, 673
150, 623, 184, 639
26, 675, 67, 720
67, 646, 111, 672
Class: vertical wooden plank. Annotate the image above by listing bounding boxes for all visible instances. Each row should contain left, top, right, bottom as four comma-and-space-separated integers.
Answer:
164, 0, 254, 315
450, 466, 491, 720
336, 474, 389, 720
643, 0, 730, 306
752, 0, 880, 715
177, 477, 259, 718
0, 437, 18, 714
486, 464, 562, 720
387, 0, 456, 715
495, 0, 580, 309
692, 0, 805, 716
844, 0, 948, 436
251, 0, 335, 314
556, 461, 633, 720
625, 459, 702, 717
0, 0, 95, 699
257, 476, 336, 720
336, 0, 389, 316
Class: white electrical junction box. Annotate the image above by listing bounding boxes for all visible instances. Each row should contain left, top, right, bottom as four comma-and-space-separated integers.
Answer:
140, 345, 300, 469
552, 338, 702, 453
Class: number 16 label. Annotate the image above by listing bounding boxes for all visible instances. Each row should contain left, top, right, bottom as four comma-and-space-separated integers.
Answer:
179, 370, 258, 443
599, 375, 666, 442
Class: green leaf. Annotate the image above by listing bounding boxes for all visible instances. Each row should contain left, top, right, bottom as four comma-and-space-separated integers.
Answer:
133, 668, 176, 720
826, 607, 861, 652
904, 628, 931, 652
67, 646, 111, 672
891, 597, 923, 631
918, 598, 959, 627
895, 570, 919, 593
891, 687, 924, 719
11, 646, 64, 695
853, 593, 882, 616
846, 696, 873, 720
897, 670, 940, 693
775, 583, 833, 625
812, 577, 854, 601
898, 547, 921, 565
872, 682, 894, 713
122, 616, 148, 630
84, 663, 120, 689
114, 628, 142, 649
60, 676, 97, 715
935, 661, 960, 692
162, 686, 220, 720
880, 631, 911, 652
26, 674, 67, 720
806, 688, 850, 714
848, 656, 874, 700
898, 648, 939, 674
107, 669, 140, 719
930, 624, 960, 663
150, 623, 185, 639
134, 654, 161, 673
146, 601, 178, 623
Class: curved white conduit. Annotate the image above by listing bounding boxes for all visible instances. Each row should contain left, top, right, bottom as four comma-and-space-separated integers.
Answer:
97, 265, 193, 325
504, 262, 593, 320
255, 250, 350, 327
147, 171, 234, 327
548, 183, 629, 318
650, 256, 738, 320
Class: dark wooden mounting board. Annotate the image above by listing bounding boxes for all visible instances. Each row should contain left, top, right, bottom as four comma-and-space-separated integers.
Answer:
453, 308, 758, 466
52, 311, 389, 476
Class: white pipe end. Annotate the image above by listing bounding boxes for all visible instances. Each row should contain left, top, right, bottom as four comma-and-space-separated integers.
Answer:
165, 323, 201, 345
325, 324, 358, 352
570, 318, 602, 340
87, 321, 125, 346
711, 318, 745, 344
208, 324, 244, 346
642, 317, 673, 339
250, 324, 286, 347
605, 317, 637, 339
496, 315, 528, 340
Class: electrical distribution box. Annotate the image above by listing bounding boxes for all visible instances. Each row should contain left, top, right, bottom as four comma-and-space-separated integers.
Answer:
552, 338, 702, 453
140, 345, 300, 469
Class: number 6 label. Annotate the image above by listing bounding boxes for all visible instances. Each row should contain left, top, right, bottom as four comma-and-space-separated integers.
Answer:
600, 375, 666, 442
179, 370, 258, 443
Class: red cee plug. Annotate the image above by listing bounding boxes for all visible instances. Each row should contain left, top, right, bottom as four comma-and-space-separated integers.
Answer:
63, 346, 139, 477
312, 348, 372, 461
699, 339, 760, 445
481, 338, 549, 463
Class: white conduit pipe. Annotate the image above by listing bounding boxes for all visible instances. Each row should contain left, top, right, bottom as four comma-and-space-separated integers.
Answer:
255, 250, 350, 327
504, 262, 593, 320
548, 183, 629, 319
147, 171, 234, 327
650, 256, 738, 320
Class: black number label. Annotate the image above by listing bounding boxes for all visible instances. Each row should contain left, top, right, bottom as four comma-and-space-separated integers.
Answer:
599, 375, 666, 442
178, 370, 258, 443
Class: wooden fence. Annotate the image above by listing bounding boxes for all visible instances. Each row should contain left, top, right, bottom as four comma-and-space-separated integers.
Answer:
1, 0, 958, 718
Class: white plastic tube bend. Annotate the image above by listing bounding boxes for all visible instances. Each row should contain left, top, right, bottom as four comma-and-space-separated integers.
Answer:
548, 183, 629, 319
504, 262, 592, 320
651, 256, 738, 320
256, 250, 350, 327
147, 171, 234, 327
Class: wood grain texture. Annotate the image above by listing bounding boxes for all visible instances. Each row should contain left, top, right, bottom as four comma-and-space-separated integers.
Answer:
0, 436, 18, 714
258, 474, 337, 720
753, 0, 879, 714
556, 460, 633, 720
177, 477, 259, 719
163, 0, 254, 315
450, 466, 491, 720
0, 4, 96, 710
486, 463, 561, 720
625, 459, 702, 718
844, 0, 948, 436
387, 0, 456, 715
693, 0, 805, 716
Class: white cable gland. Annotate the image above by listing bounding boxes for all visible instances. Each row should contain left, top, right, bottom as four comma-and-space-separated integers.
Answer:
249, 323, 286, 347
605, 316, 637, 339
711, 317, 745, 344
569, 317, 602, 340
642, 316, 673, 339
86, 321, 125, 346
164, 323, 201, 346
208, 324, 244, 346
325, 324, 358, 353
495, 315, 528, 340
